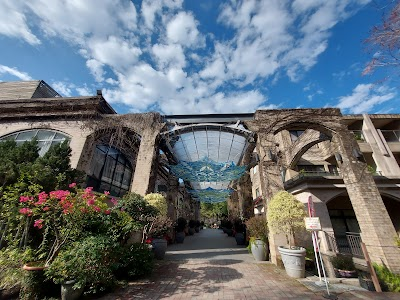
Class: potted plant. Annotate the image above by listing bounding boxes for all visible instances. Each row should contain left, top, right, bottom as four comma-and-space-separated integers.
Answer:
143, 215, 173, 259
195, 220, 201, 233
45, 235, 119, 298
245, 216, 268, 260
267, 191, 307, 278
188, 220, 196, 235
175, 217, 187, 243
331, 254, 357, 278
233, 219, 246, 246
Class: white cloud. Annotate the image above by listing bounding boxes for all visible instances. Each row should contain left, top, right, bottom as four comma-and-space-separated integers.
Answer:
76, 86, 92, 96
0, 0, 373, 114
0, 65, 33, 80
52, 81, 73, 97
0, 0, 40, 45
166, 11, 204, 48
86, 59, 105, 83
336, 84, 396, 114
152, 43, 186, 69
88, 36, 142, 72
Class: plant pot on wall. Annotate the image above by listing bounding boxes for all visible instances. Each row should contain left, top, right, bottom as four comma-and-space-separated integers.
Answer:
251, 239, 268, 261
278, 246, 306, 278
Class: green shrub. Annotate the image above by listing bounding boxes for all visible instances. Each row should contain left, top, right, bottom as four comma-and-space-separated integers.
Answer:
373, 263, 400, 292
115, 243, 154, 279
46, 235, 119, 294
245, 216, 268, 241
0, 247, 35, 290
330, 254, 355, 271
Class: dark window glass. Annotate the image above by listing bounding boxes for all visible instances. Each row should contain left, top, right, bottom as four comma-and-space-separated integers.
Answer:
88, 145, 133, 197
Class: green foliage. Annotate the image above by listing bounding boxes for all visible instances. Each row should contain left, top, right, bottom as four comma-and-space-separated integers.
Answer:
395, 236, 400, 247
267, 191, 306, 247
32, 141, 84, 191
373, 263, 400, 292
330, 254, 355, 271
46, 235, 119, 293
245, 216, 268, 241
119, 192, 158, 221
115, 243, 154, 279
200, 201, 227, 220
175, 217, 187, 232
144, 193, 168, 216
0, 247, 35, 290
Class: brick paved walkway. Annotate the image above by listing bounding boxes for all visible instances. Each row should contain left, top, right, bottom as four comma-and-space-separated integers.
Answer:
97, 229, 399, 299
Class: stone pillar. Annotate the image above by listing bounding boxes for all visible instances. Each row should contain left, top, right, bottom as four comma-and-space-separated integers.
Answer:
167, 175, 179, 221
334, 131, 400, 273
256, 132, 287, 265
237, 173, 253, 219
130, 129, 159, 196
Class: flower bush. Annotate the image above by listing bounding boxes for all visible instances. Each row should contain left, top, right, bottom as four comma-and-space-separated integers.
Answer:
18, 185, 114, 265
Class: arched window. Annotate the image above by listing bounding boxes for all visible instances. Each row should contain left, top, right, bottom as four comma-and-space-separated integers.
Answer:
87, 145, 133, 197
0, 129, 70, 156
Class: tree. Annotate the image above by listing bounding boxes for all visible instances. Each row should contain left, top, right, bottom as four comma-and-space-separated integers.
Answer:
363, 1, 400, 75
200, 202, 227, 222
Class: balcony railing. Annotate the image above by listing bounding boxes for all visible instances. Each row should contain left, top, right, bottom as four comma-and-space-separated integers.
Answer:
324, 231, 363, 258
380, 130, 400, 142
284, 170, 340, 185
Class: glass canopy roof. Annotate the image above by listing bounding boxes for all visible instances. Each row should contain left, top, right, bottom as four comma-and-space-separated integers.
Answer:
162, 123, 253, 202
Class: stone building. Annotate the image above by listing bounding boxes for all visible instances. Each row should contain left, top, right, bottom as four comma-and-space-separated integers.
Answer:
1, 80, 399, 274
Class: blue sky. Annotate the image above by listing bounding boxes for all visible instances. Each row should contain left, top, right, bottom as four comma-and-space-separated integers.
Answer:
0, 0, 398, 115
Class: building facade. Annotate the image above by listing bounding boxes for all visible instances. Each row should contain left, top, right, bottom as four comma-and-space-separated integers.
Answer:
1, 80, 399, 273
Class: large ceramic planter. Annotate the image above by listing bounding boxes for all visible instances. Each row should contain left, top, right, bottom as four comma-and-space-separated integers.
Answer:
235, 232, 246, 245
188, 227, 195, 235
175, 231, 185, 243
278, 246, 306, 278
152, 238, 168, 259
251, 239, 268, 261
195, 226, 200, 233
61, 280, 84, 300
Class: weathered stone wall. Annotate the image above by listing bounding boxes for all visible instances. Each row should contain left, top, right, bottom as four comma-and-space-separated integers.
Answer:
246, 108, 400, 272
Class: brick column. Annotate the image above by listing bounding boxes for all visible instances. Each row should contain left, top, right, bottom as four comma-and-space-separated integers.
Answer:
334, 131, 400, 273
130, 129, 159, 196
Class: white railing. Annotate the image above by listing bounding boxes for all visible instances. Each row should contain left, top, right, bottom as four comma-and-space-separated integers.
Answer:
324, 231, 363, 258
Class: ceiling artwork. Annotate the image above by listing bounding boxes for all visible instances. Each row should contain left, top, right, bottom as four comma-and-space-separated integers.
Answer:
162, 123, 253, 203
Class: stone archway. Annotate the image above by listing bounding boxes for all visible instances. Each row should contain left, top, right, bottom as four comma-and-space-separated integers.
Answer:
246, 108, 400, 272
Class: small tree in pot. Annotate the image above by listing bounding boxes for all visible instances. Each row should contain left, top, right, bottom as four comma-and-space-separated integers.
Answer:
245, 216, 268, 260
267, 191, 307, 278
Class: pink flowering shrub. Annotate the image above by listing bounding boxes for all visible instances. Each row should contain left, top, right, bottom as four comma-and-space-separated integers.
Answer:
18, 184, 113, 265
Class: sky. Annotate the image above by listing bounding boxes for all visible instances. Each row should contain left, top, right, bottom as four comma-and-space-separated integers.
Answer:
0, 0, 398, 115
